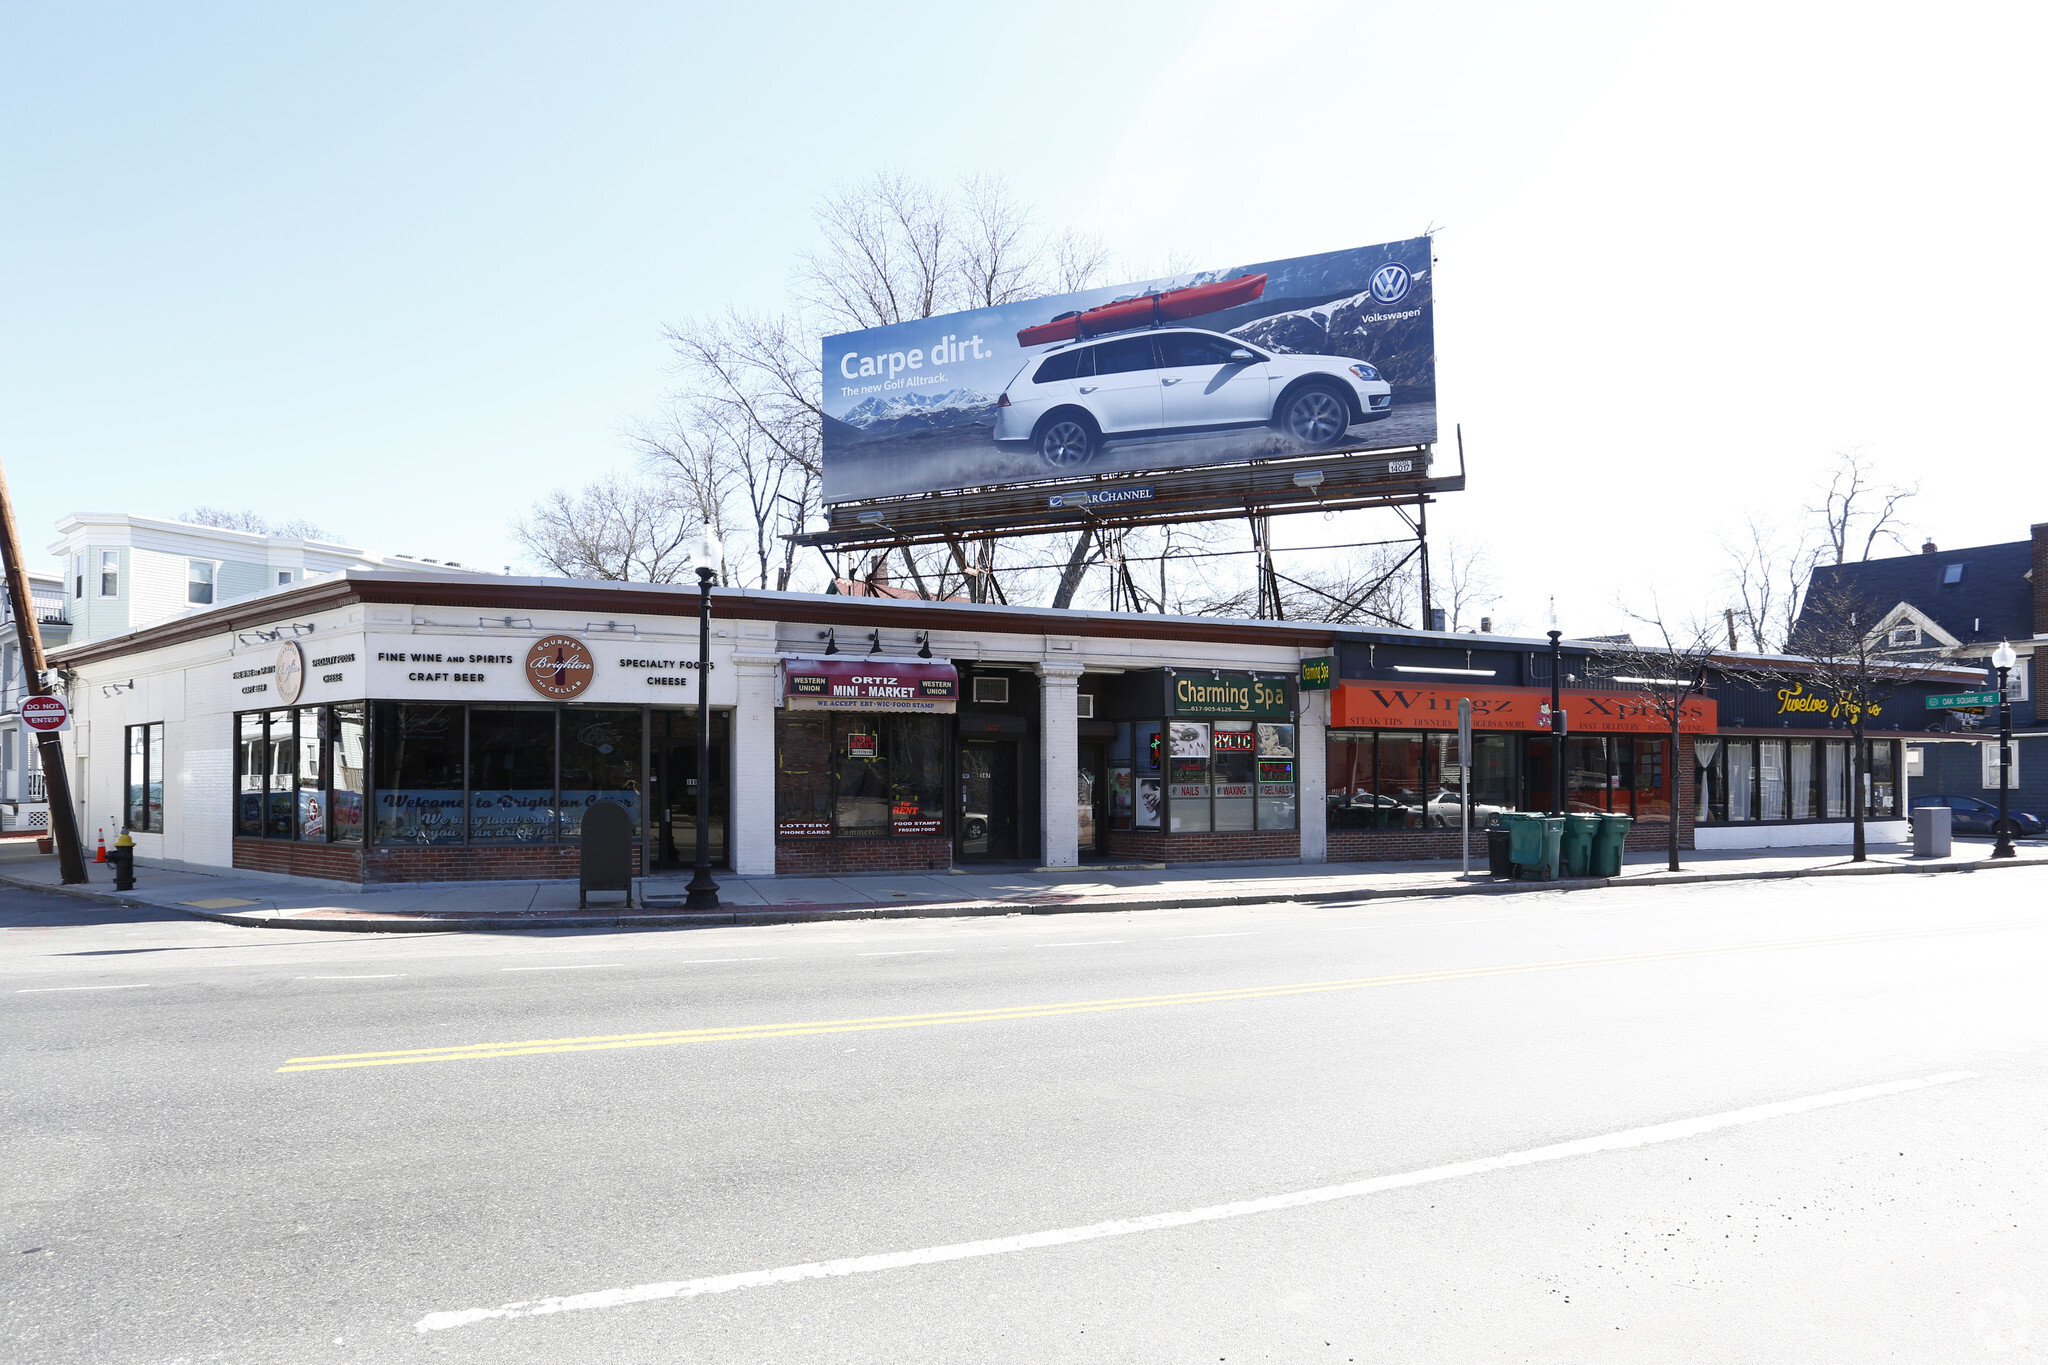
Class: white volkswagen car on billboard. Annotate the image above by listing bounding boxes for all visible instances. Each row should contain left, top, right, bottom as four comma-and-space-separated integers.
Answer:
993, 327, 1394, 469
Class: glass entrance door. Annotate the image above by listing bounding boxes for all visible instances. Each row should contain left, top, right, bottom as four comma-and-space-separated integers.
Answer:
959, 739, 1018, 860
1077, 742, 1105, 855
648, 709, 729, 869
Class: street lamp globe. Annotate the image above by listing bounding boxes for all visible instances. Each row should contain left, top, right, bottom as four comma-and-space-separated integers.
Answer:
1992, 640, 2017, 671
692, 530, 724, 573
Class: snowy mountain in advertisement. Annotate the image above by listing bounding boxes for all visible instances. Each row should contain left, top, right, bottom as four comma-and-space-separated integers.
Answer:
840, 388, 994, 429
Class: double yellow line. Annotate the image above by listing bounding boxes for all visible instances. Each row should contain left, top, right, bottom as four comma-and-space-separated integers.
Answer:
277, 916, 2039, 1074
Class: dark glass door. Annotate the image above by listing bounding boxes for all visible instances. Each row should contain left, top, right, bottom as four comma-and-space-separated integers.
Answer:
959, 739, 1018, 860
649, 709, 729, 869
1078, 742, 1106, 855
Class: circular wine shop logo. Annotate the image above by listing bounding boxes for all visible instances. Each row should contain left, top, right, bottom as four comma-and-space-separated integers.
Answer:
525, 635, 596, 699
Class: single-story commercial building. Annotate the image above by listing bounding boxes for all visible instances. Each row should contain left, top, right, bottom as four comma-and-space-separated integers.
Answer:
47, 571, 1985, 883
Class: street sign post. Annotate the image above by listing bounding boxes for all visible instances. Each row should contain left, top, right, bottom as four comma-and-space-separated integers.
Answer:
1458, 698, 1473, 877
21, 695, 70, 733
1926, 692, 1999, 710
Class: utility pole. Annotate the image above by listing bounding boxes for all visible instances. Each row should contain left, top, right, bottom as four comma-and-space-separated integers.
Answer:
0, 456, 88, 883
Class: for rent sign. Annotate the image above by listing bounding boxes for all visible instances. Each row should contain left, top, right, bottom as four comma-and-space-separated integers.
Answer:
1332, 683, 1715, 734
782, 658, 959, 713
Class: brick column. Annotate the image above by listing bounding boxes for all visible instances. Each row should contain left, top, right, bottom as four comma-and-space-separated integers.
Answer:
1037, 661, 1085, 867
1298, 684, 1329, 863
729, 652, 782, 876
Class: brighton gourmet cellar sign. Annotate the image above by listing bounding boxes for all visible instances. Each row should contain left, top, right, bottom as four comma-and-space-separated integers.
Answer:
781, 658, 959, 713
525, 635, 596, 699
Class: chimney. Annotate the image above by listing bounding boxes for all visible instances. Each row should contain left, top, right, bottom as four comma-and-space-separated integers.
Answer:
1921, 538, 1938, 554
2033, 523, 2047, 636
1478, 616, 1493, 634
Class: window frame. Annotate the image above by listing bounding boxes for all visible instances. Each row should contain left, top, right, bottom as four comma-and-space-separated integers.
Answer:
98, 549, 120, 598
188, 559, 217, 606
123, 721, 164, 833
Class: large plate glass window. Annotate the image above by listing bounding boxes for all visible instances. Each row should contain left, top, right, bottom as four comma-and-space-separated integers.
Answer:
265, 710, 297, 837
1726, 741, 1755, 822
560, 708, 641, 839
295, 710, 326, 840
774, 714, 832, 837
330, 703, 367, 844
888, 715, 947, 836
1166, 721, 1210, 834
1254, 721, 1296, 831
123, 722, 163, 833
236, 713, 265, 836
372, 703, 464, 844
1212, 722, 1256, 832
833, 716, 890, 838
469, 707, 558, 843
1867, 741, 1898, 816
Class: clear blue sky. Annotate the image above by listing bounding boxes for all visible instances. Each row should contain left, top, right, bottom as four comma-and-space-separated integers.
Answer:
7, 1, 2044, 633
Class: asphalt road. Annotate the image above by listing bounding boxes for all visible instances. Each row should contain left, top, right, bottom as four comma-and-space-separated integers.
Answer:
6, 871, 2045, 1363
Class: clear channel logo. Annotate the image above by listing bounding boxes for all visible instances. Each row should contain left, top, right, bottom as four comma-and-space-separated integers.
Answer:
1369, 262, 1411, 304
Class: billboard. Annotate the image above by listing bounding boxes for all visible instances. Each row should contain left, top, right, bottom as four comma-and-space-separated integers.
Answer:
821, 237, 1436, 504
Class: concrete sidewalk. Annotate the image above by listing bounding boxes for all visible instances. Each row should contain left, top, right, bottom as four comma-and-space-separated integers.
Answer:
3, 836, 2044, 932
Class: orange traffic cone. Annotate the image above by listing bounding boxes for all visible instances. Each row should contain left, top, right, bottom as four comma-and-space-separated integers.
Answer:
95, 829, 107, 862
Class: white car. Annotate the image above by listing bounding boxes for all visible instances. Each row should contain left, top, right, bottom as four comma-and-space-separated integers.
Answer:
993, 327, 1394, 468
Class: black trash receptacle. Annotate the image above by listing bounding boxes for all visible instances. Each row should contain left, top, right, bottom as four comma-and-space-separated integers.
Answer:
1487, 827, 1513, 879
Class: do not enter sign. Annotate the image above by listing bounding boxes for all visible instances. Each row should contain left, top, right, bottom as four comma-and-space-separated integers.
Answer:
21, 696, 69, 733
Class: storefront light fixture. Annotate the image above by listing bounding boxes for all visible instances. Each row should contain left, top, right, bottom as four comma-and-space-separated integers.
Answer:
1390, 665, 1496, 677
917, 632, 933, 660
821, 629, 838, 655
868, 630, 883, 656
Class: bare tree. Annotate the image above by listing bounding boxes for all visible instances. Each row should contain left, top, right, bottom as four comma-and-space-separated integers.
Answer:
181, 507, 329, 541
1723, 514, 1820, 652
512, 475, 697, 583
1810, 448, 1915, 565
1591, 605, 1722, 872
1770, 576, 1930, 861
1436, 539, 1499, 633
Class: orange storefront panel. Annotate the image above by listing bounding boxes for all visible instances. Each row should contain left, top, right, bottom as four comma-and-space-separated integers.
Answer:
1331, 683, 1715, 734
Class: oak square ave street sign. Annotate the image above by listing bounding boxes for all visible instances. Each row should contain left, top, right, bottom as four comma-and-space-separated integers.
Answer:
1926, 691, 2000, 709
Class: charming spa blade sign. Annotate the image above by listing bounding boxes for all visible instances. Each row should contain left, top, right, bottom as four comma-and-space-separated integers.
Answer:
781, 658, 960, 713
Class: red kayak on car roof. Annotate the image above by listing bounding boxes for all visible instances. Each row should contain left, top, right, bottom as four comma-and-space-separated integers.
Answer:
1015, 273, 1268, 347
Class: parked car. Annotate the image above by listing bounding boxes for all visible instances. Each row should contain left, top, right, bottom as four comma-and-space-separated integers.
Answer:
1424, 789, 1512, 827
1909, 793, 2044, 838
994, 327, 1394, 468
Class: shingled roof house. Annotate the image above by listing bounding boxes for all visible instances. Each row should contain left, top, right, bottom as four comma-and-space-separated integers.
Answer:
1791, 521, 2045, 828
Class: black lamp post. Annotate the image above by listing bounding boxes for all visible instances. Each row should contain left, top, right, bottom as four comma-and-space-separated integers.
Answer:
1991, 640, 2017, 860
685, 533, 723, 909
1547, 603, 1565, 816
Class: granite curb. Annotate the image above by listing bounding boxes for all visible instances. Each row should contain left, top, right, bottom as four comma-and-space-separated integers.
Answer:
5, 852, 2041, 934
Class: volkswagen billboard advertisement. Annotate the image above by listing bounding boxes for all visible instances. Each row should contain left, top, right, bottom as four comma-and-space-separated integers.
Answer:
822, 236, 1435, 504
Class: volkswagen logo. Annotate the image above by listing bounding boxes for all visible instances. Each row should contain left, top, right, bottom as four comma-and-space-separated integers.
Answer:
1370, 262, 1411, 304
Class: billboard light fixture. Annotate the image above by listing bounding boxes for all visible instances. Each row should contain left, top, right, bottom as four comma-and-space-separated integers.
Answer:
1390, 665, 1496, 677
1292, 470, 1325, 488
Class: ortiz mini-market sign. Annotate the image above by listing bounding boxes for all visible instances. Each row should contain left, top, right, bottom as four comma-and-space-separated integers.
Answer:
782, 658, 959, 713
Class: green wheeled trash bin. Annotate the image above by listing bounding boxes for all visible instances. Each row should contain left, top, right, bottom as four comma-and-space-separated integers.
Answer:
1560, 813, 1600, 877
1592, 814, 1633, 877
1538, 817, 1564, 881
1501, 812, 1544, 878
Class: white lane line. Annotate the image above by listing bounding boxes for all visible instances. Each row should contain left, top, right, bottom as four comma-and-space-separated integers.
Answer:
500, 964, 624, 973
1170, 932, 1256, 940
301, 975, 405, 980
857, 949, 953, 957
676, 958, 780, 965
415, 1069, 1976, 1334
1036, 941, 1124, 948
16, 983, 154, 993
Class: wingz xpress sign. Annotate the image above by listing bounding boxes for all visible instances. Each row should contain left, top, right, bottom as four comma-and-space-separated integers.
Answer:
821, 238, 1437, 504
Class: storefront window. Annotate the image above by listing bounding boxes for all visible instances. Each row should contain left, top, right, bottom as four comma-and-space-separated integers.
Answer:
1788, 740, 1816, 820
236, 713, 265, 836
1823, 741, 1848, 818
1325, 733, 1375, 829
560, 708, 642, 839
1134, 721, 1163, 829
1377, 732, 1428, 827
1726, 742, 1755, 821
834, 716, 891, 837
1564, 736, 1610, 813
774, 714, 832, 837
888, 715, 948, 836
1167, 721, 1210, 834
266, 710, 296, 838
1694, 740, 1725, 822
469, 707, 557, 843
1634, 739, 1670, 823
295, 710, 326, 841
1212, 723, 1256, 832
1255, 721, 1297, 831
331, 704, 366, 844
1758, 740, 1786, 822
1867, 741, 1897, 816
124, 723, 164, 833
372, 703, 465, 844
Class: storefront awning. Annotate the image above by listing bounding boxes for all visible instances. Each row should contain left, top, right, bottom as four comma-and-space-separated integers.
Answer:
1332, 682, 1715, 734
781, 657, 959, 713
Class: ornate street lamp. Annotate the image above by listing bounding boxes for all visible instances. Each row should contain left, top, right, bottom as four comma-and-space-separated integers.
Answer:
685, 532, 724, 909
1547, 599, 1565, 816
1991, 639, 2017, 860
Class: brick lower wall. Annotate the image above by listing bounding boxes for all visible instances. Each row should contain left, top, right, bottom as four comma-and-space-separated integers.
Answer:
1104, 828, 1302, 863
775, 836, 953, 876
231, 838, 647, 884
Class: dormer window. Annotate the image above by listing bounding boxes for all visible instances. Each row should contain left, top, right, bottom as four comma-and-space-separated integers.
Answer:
1888, 625, 1922, 647
1942, 563, 1965, 584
